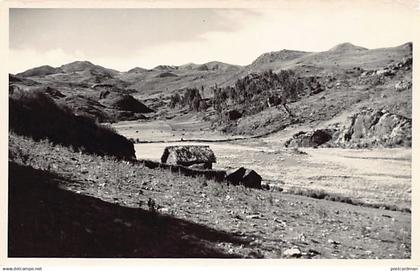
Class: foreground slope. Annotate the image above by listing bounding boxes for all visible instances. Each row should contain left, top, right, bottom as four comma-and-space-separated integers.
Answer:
9, 90, 135, 159
8, 134, 411, 258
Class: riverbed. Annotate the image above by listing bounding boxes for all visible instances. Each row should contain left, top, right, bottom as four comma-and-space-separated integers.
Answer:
134, 141, 411, 210
114, 119, 411, 210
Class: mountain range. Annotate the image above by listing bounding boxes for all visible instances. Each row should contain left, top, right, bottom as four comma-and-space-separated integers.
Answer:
9, 42, 412, 135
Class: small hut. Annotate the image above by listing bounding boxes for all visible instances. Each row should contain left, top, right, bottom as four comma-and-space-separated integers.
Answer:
161, 145, 216, 169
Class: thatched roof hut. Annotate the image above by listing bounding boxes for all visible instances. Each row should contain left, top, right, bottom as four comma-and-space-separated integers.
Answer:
161, 145, 216, 169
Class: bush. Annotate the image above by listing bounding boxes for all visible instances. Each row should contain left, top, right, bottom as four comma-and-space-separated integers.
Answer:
169, 87, 204, 112
212, 69, 323, 120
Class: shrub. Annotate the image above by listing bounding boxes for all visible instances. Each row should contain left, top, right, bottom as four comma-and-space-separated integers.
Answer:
212, 69, 324, 120
168, 87, 205, 112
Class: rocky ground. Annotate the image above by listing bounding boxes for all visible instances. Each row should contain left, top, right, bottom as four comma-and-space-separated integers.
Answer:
8, 134, 411, 258
285, 108, 412, 149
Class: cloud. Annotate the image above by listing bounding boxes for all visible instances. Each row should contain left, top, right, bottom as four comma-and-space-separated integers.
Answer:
9, 6, 415, 73
9, 8, 255, 59
131, 6, 414, 68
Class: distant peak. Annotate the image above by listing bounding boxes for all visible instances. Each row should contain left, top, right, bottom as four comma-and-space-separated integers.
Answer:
61, 60, 95, 67
328, 42, 368, 52
59, 60, 106, 73
153, 65, 178, 70
178, 63, 199, 70
251, 49, 309, 65
127, 67, 147, 73
180, 62, 197, 66
16, 65, 62, 77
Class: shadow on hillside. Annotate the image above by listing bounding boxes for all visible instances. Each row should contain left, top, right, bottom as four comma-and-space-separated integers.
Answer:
8, 162, 249, 258
9, 91, 135, 160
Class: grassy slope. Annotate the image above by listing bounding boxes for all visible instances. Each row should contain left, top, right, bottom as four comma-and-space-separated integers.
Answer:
121, 43, 411, 136
228, 45, 412, 136
8, 134, 411, 258
9, 91, 135, 159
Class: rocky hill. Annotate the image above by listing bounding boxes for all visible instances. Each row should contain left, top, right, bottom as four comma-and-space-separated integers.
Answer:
285, 109, 412, 149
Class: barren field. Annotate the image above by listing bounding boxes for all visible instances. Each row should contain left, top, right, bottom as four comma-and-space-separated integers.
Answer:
113, 112, 243, 142
114, 119, 411, 211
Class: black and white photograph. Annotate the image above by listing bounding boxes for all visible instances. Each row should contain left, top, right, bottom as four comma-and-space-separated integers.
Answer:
3, 0, 418, 265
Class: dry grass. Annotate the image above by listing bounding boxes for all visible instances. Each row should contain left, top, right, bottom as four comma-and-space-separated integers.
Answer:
9, 90, 135, 159
287, 187, 410, 213
8, 133, 412, 258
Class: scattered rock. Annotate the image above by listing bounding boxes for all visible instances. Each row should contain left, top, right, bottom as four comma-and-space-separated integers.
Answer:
161, 145, 216, 168
335, 109, 412, 148
290, 147, 308, 155
158, 207, 169, 213
286, 109, 412, 148
283, 248, 302, 257
285, 129, 335, 148
246, 214, 261, 219
224, 167, 262, 188
188, 163, 210, 170
375, 69, 395, 76
233, 214, 243, 220
298, 233, 307, 242
274, 218, 287, 226
225, 109, 242, 121
308, 249, 321, 256
242, 169, 263, 188
395, 80, 411, 92
380, 239, 395, 243
327, 239, 341, 245
261, 183, 270, 190
225, 167, 246, 185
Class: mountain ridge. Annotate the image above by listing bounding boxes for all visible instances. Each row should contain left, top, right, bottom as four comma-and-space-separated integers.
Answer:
13, 42, 412, 76
10, 41, 412, 126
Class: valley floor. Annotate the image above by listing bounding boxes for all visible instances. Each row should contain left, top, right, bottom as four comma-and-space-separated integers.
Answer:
8, 134, 411, 258
114, 118, 412, 211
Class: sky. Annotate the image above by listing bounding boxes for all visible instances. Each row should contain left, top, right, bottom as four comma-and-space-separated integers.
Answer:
8, 1, 418, 73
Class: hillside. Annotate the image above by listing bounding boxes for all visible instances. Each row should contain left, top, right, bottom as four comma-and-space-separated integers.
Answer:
9, 70, 152, 123
11, 42, 412, 145
9, 89, 135, 159
8, 134, 411, 258
16, 65, 62, 77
